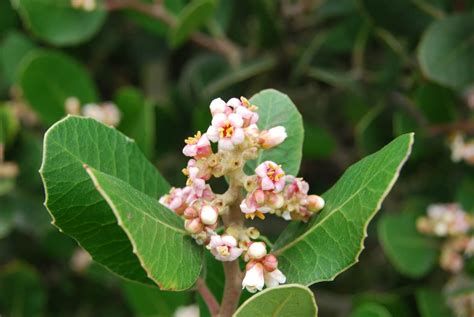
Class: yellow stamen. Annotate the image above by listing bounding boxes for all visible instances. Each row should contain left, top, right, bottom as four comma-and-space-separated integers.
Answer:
184, 131, 202, 145
182, 168, 189, 176
218, 122, 234, 138
240, 96, 258, 111
244, 211, 265, 220
266, 163, 283, 181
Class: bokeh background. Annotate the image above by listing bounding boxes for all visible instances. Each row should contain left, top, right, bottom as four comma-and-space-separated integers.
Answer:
1, 0, 474, 316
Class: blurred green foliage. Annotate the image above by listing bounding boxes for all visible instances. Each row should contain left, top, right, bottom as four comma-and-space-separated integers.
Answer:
1, 0, 474, 316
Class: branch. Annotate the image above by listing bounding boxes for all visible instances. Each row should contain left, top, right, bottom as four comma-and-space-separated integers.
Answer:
106, 0, 241, 66
427, 121, 474, 136
219, 260, 243, 317
196, 278, 220, 317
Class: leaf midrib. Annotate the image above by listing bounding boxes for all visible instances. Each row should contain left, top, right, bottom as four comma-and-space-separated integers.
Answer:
87, 168, 186, 234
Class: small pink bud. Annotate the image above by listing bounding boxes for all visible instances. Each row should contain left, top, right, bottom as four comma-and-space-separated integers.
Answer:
185, 218, 203, 234
247, 242, 267, 260
308, 195, 325, 212
268, 193, 284, 209
259, 126, 287, 149
184, 207, 198, 219
262, 254, 278, 272
200, 205, 218, 225
254, 189, 265, 205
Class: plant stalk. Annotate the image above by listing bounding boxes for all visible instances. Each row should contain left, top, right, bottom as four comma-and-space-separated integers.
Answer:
196, 278, 220, 317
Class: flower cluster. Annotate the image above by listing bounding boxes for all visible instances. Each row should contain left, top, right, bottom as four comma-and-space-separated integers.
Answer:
450, 133, 474, 165
65, 97, 121, 127
417, 203, 474, 273
159, 96, 325, 292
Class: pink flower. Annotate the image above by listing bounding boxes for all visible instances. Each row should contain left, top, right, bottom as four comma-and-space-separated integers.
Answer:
259, 126, 287, 149
159, 187, 192, 215
206, 112, 245, 151
228, 97, 259, 127
209, 98, 233, 116
242, 262, 265, 293
242, 255, 286, 292
255, 161, 286, 192
183, 131, 212, 159
240, 189, 271, 220
208, 235, 243, 261
263, 268, 286, 288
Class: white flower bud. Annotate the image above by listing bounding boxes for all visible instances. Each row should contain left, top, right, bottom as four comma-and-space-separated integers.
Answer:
247, 242, 267, 260
259, 126, 287, 149
200, 205, 218, 225
308, 195, 325, 212
210, 98, 226, 115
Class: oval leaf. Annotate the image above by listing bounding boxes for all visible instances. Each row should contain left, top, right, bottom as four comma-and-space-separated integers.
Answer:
12, 0, 106, 46
0, 261, 46, 317
416, 289, 454, 317
19, 50, 98, 125
233, 284, 317, 317
85, 167, 202, 290
272, 133, 414, 285
40, 116, 171, 285
0, 30, 35, 84
378, 211, 438, 278
245, 89, 304, 176
418, 13, 474, 91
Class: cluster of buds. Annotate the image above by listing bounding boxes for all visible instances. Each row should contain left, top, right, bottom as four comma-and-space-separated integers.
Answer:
446, 275, 474, 317
417, 203, 474, 273
242, 169, 325, 221
65, 97, 121, 127
450, 133, 474, 165
71, 0, 96, 11
417, 204, 472, 237
159, 96, 325, 292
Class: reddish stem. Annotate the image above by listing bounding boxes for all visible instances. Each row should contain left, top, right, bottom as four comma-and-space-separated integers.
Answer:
196, 278, 220, 316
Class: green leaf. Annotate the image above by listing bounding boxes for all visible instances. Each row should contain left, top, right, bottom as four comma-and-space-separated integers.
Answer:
114, 87, 155, 159
0, 261, 46, 317
0, 30, 35, 84
416, 289, 454, 317
233, 284, 318, 317
378, 211, 438, 278
418, 13, 474, 91
272, 133, 414, 285
12, 0, 106, 46
360, 0, 433, 38
19, 50, 98, 125
0, 103, 20, 146
40, 116, 170, 285
122, 280, 192, 317
169, 0, 217, 48
245, 89, 304, 176
85, 167, 203, 290
0, 1, 18, 35
350, 303, 392, 317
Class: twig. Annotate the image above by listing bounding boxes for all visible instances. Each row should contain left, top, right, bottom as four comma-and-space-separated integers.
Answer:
427, 121, 474, 136
105, 0, 241, 66
390, 92, 428, 128
196, 278, 220, 317
0, 144, 4, 163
